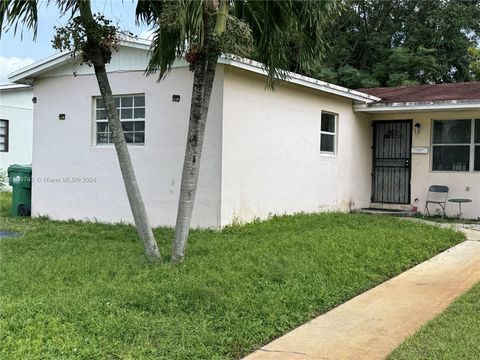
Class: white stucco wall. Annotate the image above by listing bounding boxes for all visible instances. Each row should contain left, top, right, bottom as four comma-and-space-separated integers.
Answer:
31, 60, 223, 227
0, 87, 33, 174
220, 67, 372, 225
370, 110, 480, 219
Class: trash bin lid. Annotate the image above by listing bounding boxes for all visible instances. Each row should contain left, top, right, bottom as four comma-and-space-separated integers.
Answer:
7, 164, 32, 174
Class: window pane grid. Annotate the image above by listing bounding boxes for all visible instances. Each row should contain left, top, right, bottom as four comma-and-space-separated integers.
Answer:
0, 119, 8, 152
94, 95, 145, 145
432, 119, 478, 172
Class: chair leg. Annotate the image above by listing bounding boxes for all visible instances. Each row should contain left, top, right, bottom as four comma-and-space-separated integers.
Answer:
424, 203, 430, 217
440, 204, 446, 219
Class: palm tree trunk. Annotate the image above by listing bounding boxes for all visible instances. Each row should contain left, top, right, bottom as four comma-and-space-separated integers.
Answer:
78, 3, 161, 262
94, 65, 161, 262
172, 52, 218, 263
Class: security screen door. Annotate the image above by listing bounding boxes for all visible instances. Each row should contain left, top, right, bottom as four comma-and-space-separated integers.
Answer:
372, 120, 412, 204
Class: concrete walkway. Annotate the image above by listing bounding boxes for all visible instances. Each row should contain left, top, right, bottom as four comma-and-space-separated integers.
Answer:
243, 227, 480, 360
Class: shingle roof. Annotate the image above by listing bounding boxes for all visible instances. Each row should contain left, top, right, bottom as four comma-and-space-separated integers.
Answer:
358, 82, 480, 103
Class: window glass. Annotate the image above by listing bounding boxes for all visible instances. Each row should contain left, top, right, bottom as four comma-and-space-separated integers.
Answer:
121, 109, 133, 119
432, 120, 471, 144
432, 146, 470, 171
134, 108, 145, 119
475, 119, 480, 143
321, 112, 335, 133
97, 122, 109, 132
122, 121, 134, 132
320, 134, 334, 152
475, 146, 480, 171
134, 96, 145, 107
134, 133, 145, 144
97, 132, 110, 144
96, 109, 106, 120
121, 96, 133, 107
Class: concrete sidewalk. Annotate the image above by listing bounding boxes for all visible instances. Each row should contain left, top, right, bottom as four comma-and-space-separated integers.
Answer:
243, 230, 480, 360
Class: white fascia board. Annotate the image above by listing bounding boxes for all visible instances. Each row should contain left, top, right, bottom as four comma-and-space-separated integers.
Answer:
354, 100, 480, 113
0, 83, 32, 91
8, 39, 151, 84
219, 55, 381, 103
8, 52, 72, 84
118, 38, 151, 51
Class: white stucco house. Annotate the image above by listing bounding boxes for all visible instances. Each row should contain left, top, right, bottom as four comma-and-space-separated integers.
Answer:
0, 84, 33, 177
8, 39, 480, 224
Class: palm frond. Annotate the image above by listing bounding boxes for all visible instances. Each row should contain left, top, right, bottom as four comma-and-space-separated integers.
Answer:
135, 0, 164, 26
54, 0, 79, 19
0, 0, 39, 39
136, 0, 209, 79
145, 23, 183, 79
0, 0, 86, 40
137, 0, 339, 85
232, 0, 339, 87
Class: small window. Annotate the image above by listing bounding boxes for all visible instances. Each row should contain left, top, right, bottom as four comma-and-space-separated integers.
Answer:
94, 94, 145, 145
0, 120, 9, 152
320, 112, 337, 154
432, 119, 479, 172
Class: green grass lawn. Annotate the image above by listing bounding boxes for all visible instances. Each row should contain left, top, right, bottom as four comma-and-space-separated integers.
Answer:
388, 282, 480, 360
0, 192, 465, 359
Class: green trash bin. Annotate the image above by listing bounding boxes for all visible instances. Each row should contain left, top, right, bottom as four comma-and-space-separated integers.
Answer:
7, 164, 32, 217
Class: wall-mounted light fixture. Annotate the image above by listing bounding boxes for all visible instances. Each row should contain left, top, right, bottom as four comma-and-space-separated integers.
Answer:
414, 122, 421, 135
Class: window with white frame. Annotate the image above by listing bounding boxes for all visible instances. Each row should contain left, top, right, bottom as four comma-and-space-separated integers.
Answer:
320, 111, 337, 154
0, 119, 9, 152
432, 119, 479, 172
95, 94, 145, 145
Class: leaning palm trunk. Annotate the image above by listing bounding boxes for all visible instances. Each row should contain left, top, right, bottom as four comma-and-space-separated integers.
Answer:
78, 4, 161, 262
172, 50, 218, 262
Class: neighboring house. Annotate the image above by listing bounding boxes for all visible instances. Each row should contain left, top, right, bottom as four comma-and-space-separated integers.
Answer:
0, 84, 33, 176
8, 39, 480, 224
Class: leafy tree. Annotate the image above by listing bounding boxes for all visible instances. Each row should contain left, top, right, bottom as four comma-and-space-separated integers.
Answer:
136, 0, 339, 262
468, 47, 480, 81
0, 0, 162, 261
307, 0, 480, 88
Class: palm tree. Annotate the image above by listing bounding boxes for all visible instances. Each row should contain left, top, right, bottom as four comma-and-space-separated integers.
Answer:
136, 0, 338, 263
1, 0, 162, 262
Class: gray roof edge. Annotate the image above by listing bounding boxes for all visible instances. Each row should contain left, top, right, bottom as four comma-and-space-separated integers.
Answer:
354, 99, 480, 112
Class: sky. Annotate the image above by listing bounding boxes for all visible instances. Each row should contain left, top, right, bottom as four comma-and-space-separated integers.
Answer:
0, 0, 152, 83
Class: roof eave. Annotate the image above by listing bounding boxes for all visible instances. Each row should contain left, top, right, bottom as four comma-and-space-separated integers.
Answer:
7, 39, 381, 103
219, 55, 381, 103
8, 39, 150, 84
0, 83, 32, 91
9, 51, 72, 84
354, 100, 480, 113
